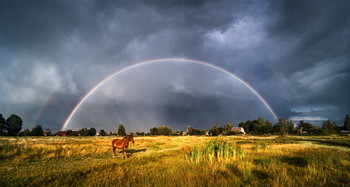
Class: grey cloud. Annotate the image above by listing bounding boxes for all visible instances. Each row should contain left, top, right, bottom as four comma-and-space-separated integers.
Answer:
1, 0, 349, 131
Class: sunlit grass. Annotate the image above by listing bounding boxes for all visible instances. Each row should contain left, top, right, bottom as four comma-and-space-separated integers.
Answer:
0, 135, 349, 186
188, 139, 244, 163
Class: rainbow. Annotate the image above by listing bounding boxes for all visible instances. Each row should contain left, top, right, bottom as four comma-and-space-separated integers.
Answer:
62, 58, 278, 130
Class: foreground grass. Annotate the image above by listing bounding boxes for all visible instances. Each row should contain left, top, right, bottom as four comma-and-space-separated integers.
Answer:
0, 135, 349, 186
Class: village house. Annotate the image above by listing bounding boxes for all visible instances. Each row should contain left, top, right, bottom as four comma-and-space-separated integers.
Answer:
105, 132, 113, 136
231, 127, 246, 134
57, 130, 79, 136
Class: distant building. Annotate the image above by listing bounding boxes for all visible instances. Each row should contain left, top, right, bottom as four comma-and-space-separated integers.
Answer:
57, 130, 79, 136
231, 127, 246, 134
57, 131, 68, 136
297, 127, 308, 134
104, 132, 114, 136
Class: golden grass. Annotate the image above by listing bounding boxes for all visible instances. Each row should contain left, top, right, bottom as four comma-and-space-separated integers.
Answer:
0, 135, 349, 186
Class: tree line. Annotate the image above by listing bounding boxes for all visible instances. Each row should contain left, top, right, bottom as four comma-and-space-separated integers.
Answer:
1, 113, 350, 136
145, 115, 350, 136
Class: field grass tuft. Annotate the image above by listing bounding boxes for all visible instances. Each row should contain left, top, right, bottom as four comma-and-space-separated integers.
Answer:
188, 139, 244, 163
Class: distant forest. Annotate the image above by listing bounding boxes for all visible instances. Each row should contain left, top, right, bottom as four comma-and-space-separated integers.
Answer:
1, 113, 349, 136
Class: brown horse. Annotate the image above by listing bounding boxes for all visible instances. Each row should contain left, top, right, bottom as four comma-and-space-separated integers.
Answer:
112, 134, 135, 159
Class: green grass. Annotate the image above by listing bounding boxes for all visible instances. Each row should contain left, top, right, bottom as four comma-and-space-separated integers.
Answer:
0, 135, 349, 186
188, 139, 244, 163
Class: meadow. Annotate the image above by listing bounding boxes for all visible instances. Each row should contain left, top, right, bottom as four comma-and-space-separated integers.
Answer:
0, 135, 349, 186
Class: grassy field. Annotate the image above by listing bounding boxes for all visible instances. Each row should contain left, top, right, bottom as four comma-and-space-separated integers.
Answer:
0, 135, 349, 186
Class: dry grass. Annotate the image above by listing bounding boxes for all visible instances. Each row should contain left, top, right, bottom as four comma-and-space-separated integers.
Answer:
0, 135, 349, 186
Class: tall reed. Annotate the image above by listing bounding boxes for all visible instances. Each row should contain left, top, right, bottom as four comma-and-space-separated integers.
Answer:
188, 139, 244, 163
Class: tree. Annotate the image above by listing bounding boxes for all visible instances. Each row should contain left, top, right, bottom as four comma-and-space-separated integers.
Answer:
297, 120, 314, 134
23, 129, 31, 136
273, 118, 294, 135
257, 117, 273, 134
209, 124, 219, 136
78, 128, 89, 136
221, 123, 234, 135
209, 124, 224, 136
322, 120, 338, 134
261, 121, 273, 134
238, 121, 251, 134
238, 117, 272, 135
225, 123, 233, 132
187, 126, 194, 135
0, 114, 6, 135
88, 128, 97, 136
150, 126, 173, 135
30, 125, 44, 136
150, 127, 158, 135
250, 117, 273, 134
66, 130, 74, 136
344, 114, 350, 130
136, 131, 145, 136
19, 129, 31, 136
187, 126, 204, 135
6, 114, 23, 136
158, 126, 173, 135
44, 129, 52, 136
118, 124, 126, 136
99, 129, 106, 136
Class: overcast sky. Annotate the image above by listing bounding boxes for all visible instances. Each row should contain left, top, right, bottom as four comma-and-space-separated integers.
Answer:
1, 0, 349, 132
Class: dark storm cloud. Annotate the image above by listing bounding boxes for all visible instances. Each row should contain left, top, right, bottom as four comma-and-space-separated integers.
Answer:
1, 0, 349, 131
266, 0, 350, 71
0, 1, 83, 55
260, 0, 350, 122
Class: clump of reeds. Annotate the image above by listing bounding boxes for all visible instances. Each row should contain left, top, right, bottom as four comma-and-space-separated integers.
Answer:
188, 139, 244, 163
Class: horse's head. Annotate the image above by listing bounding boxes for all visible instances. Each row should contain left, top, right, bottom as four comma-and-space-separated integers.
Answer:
127, 134, 135, 144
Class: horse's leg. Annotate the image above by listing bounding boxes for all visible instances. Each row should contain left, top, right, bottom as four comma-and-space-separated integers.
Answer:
112, 146, 116, 157
122, 148, 126, 159
125, 148, 128, 158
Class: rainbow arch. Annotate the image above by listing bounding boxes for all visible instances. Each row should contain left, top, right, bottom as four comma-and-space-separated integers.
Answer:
62, 58, 278, 130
